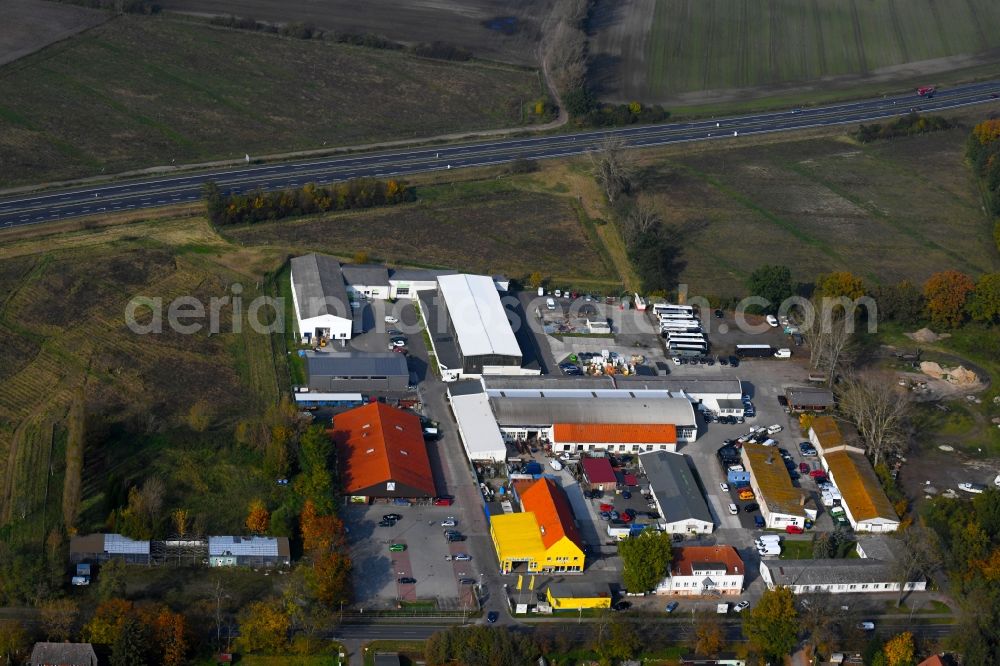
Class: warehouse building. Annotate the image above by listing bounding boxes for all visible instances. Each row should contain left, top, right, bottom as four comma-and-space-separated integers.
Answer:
656, 545, 744, 596
821, 449, 900, 532
447, 382, 510, 462
616, 377, 745, 417
785, 387, 835, 412
208, 536, 291, 568
808, 415, 850, 455
422, 273, 524, 380
70, 533, 151, 565
304, 351, 409, 392
639, 451, 714, 534
553, 423, 678, 454
490, 478, 585, 574
741, 443, 814, 529
332, 402, 436, 500
760, 536, 925, 594
342, 263, 391, 300
290, 253, 354, 343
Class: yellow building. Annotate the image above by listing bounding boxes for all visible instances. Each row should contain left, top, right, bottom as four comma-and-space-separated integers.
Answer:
546, 580, 612, 610
489, 478, 585, 574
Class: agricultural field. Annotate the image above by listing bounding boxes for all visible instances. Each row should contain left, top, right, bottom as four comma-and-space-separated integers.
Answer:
158, 0, 552, 66
589, 0, 1000, 104
632, 125, 1000, 298
0, 216, 288, 547
0, 16, 548, 187
0, 0, 107, 66
223, 178, 620, 289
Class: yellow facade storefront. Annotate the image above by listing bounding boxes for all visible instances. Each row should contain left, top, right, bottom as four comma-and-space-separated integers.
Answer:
546, 584, 611, 610
490, 512, 585, 574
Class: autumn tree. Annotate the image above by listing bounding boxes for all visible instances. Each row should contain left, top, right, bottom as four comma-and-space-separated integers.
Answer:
817, 271, 866, 300
618, 529, 672, 593
837, 372, 910, 467
296, 425, 335, 514
299, 500, 351, 607
692, 612, 725, 655
425, 625, 538, 666
352, 250, 370, 264
883, 631, 915, 666
872, 281, 924, 325
591, 135, 635, 204
969, 272, 1000, 324
40, 597, 79, 641
592, 620, 641, 662
84, 598, 133, 644
245, 499, 270, 534
743, 586, 799, 660
923, 270, 975, 328
170, 508, 190, 537
236, 599, 290, 654
187, 400, 213, 432
798, 592, 848, 655
528, 272, 544, 289
892, 526, 940, 607
152, 607, 188, 666
62, 388, 86, 531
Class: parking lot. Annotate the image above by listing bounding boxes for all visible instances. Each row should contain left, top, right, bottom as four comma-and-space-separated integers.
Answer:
343, 500, 480, 610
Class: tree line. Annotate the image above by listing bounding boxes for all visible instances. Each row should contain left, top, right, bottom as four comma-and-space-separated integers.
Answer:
967, 118, 1000, 248
203, 178, 414, 226
854, 113, 954, 143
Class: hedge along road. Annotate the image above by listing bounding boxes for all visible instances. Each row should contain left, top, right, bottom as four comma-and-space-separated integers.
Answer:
1, 80, 998, 229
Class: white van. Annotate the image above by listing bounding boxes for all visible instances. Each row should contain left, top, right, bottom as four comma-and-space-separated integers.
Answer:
546, 298, 556, 311
549, 459, 563, 471
774, 348, 792, 359
757, 544, 781, 556
766, 424, 783, 435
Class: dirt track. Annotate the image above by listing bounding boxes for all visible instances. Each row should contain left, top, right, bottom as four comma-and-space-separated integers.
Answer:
158, 0, 554, 65
0, 0, 107, 66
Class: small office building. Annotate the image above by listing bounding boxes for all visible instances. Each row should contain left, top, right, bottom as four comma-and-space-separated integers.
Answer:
657, 545, 745, 596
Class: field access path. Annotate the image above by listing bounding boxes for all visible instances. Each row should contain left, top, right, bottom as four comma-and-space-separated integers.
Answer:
1, 80, 998, 229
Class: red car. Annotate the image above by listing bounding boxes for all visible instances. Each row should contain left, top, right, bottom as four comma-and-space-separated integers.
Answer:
599, 503, 614, 513
799, 463, 810, 474
433, 497, 453, 506
809, 469, 827, 480
785, 525, 804, 534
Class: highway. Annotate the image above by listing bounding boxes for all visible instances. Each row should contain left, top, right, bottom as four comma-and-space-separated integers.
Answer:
1, 80, 998, 229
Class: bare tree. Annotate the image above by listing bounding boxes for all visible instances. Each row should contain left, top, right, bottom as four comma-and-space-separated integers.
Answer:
892, 525, 941, 607
591, 135, 635, 204
837, 372, 911, 467
801, 305, 855, 386
546, 19, 588, 92
798, 592, 849, 654
620, 200, 661, 248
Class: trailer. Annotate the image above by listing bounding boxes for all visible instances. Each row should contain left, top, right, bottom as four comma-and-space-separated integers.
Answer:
736, 344, 775, 358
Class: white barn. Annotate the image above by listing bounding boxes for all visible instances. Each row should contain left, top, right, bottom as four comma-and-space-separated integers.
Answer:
290, 254, 353, 343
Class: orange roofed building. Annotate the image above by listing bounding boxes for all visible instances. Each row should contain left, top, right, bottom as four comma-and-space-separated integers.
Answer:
331, 402, 436, 499
490, 478, 585, 574
656, 545, 745, 596
552, 423, 678, 454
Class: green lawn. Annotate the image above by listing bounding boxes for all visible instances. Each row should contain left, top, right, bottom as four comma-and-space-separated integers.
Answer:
779, 538, 815, 560
639, 0, 1000, 99
0, 16, 546, 186
637, 126, 1000, 298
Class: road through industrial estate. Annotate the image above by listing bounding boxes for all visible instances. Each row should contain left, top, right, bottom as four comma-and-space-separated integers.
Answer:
1, 80, 997, 229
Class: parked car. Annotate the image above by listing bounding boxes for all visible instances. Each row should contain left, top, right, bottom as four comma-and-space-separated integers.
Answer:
383, 513, 402, 521
729, 355, 740, 367
743, 502, 759, 512
766, 315, 779, 327
767, 424, 783, 435
390, 337, 407, 347
441, 519, 457, 527
397, 577, 416, 584
785, 525, 805, 534
599, 511, 611, 521
599, 503, 614, 512
754, 515, 766, 528
734, 600, 750, 612
447, 533, 466, 542
454, 553, 471, 561
719, 482, 730, 492
728, 503, 739, 515
459, 578, 476, 585
487, 611, 499, 623
799, 462, 810, 474
434, 496, 454, 506
614, 601, 632, 611
389, 543, 406, 552
857, 621, 875, 631
622, 490, 632, 499
385, 315, 399, 324
378, 519, 394, 527
738, 489, 755, 501
665, 601, 679, 613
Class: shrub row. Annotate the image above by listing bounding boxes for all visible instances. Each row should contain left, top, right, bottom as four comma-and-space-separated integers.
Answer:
564, 88, 670, 127
204, 178, 414, 226
854, 113, 953, 143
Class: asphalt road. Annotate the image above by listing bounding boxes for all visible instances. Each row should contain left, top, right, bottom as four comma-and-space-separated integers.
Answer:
1, 80, 998, 229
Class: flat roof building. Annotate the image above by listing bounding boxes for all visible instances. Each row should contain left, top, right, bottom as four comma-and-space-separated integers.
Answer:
28, 643, 98, 666
304, 351, 409, 392
332, 403, 436, 499
290, 253, 353, 343
741, 443, 813, 529
70, 533, 151, 565
638, 451, 714, 534
785, 387, 835, 412
809, 416, 852, 455
435, 273, 522, 376
447, 382, 510, 462
208, 536, 291, 568
546, 579, 612, 609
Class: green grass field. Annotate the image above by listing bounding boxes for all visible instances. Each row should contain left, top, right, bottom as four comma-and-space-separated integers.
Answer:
0, 15, 547, 187
596, 0, 1000, 101
222, 177, 620, 288
636, 126, 1000, 298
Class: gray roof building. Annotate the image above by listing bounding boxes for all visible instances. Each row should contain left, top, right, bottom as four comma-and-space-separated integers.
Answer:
304, 351, 409, 392
389, 267, 457, 282
290, 254, 350, 321
208, 536, 291, 567
70, 533, 150, 564
342, 263, 390, 287
490, 397, 696, 428
638, 451, 714, 532
785, 387, 835, 411
29, 642, 98, 666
